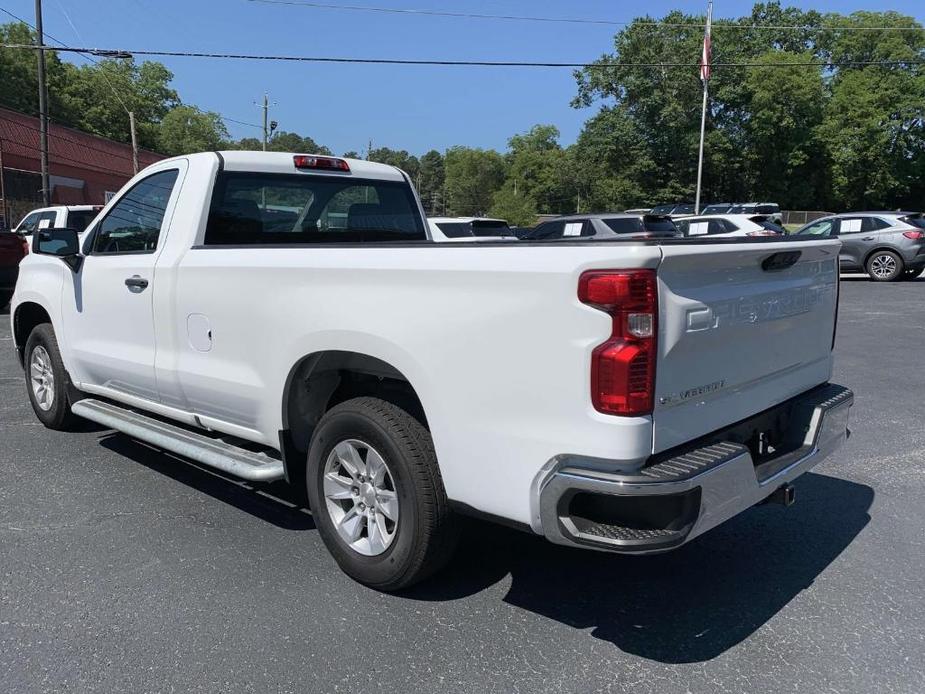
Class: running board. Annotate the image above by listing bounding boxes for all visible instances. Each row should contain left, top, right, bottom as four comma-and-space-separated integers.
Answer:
72, 398, 285, 482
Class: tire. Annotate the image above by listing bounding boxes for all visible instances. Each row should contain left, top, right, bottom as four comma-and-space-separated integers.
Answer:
901, 268, 923, 280
306, 397, 458, 591
24, 323, 79, 430
866, 250, 904, 282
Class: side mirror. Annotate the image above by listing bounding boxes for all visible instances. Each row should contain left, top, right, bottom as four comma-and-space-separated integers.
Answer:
34, 227, 82, 271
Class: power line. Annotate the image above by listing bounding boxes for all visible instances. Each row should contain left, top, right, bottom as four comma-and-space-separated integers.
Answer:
0, 8, 262, 132
246, 0, 925, 32
2, 44, 923, 68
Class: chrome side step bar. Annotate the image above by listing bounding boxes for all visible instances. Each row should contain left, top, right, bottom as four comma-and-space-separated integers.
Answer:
72, 398, 285, 482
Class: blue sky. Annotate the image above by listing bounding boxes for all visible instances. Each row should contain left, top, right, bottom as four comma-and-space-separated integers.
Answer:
4, 0, 924, 155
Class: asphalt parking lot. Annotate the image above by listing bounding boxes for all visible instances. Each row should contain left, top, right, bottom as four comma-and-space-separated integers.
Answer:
1, 276, 924, 694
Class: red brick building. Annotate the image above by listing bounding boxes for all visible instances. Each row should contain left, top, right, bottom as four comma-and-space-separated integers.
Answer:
0, 106, 165, 228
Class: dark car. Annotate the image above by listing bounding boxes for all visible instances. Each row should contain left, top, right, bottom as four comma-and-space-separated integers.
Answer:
650, 203, 696, 216
0, 231, 29, 307
524, 213, 680, 240
796, 212, 925, 281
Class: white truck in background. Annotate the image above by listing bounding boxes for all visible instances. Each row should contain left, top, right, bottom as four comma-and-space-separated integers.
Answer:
11, 151, 852, 590
13, 205, 102, 235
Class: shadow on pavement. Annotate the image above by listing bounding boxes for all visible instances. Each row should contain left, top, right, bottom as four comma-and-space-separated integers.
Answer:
405, 472, 873, 663
98, 433, 315, 532
89, 432, 872, 663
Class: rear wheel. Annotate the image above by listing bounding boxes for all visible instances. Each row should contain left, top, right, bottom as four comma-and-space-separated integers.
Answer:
306, 397, 458, 591
901, 268, 923, 280
24, 323, 79, 430
866, 251, 903, 282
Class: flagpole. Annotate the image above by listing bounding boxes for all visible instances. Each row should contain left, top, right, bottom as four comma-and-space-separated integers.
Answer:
694, 0, 713, 215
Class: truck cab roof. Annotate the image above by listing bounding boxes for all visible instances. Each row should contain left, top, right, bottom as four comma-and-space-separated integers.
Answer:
214, 151, 408, 182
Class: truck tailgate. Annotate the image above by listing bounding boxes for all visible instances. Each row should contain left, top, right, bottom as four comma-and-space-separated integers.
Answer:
654, 239, 839, 452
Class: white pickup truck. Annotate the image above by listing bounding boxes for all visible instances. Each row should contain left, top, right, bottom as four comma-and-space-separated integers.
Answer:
11, 152, 853, 590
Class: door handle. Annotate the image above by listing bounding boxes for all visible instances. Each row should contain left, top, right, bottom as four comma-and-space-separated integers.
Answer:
124, 275, 149, 290
862, 236, 875, 241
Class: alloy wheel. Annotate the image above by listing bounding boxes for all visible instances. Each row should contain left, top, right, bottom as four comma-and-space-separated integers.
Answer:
29, 345, 55, 411
871, 254, 897, 279
323, 439, 399, 556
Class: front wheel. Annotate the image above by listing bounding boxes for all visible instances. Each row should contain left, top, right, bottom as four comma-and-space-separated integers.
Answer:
24, 323, 79, 430
306, 397, 458, 591
866, 251, 904, 282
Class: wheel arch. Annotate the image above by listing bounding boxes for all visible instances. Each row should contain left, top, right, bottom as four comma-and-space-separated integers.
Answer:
863, 245, 904, 268
280, 350, 428, 464
12, 301, 53, 366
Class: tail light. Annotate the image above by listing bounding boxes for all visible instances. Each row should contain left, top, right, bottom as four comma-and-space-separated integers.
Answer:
578, 270, 657, 416
902, 230, 924, 240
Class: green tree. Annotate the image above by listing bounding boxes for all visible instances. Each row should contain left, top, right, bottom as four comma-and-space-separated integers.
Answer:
57, 58, 179, 149
368, 147, 420, 179
0, 22, 77, 120
158, 105, 229, 155
444, 146, 505, 216
741, 51, 827, 207
267, 131, 332, 155
504, 125, 576, 214
417, 150, 445, 214
489, 182, 538, 226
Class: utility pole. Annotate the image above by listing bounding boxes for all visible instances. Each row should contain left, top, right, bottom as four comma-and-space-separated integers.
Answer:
129, 111, 139, 174
34, 0, 50, 206
0, 137, 7, 230
262, 94, 269, 151
694, 0, 713, 215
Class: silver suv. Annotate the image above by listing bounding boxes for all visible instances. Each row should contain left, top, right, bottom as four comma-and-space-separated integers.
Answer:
796, 212, 925, 281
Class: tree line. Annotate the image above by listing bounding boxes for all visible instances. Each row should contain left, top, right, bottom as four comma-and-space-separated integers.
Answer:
2, 3, 923, 225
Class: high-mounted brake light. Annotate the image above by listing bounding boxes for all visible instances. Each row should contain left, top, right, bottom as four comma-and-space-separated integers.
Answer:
293, 155, 350, 172
902, 230, 924, 240
578, 270, 658, 416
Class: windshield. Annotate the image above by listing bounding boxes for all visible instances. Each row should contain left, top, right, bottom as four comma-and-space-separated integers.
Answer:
796, 219, 835, 236
672, 204, 695, 215
702, 204, 732, 214
650, 205, 675, 215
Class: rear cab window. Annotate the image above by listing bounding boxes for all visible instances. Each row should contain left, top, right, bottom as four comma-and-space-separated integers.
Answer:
470, 220, 513, 237
205, 172, 426, 245
435, 222, 471, 238
66, 210, 99, 233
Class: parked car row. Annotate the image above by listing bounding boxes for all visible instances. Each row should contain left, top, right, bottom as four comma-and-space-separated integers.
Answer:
642, 202, 784, 225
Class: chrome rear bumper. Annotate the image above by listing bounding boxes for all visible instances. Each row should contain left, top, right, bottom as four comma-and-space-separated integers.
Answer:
536, 384, 853, 553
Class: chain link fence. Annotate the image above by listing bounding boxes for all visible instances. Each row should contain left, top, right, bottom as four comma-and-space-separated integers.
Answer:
782, 210, 833, 227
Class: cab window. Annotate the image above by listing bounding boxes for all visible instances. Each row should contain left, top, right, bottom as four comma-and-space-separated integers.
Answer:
91, 169, 180, 254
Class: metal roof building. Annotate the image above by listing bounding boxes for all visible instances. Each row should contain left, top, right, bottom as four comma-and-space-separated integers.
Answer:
0, 106, 165, 227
